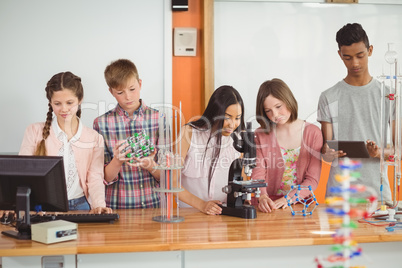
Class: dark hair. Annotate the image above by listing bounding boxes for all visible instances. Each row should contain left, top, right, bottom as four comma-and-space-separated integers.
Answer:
256, 78, 298, 134
188, 85, 245, 192
35, 72, 84, 156
336, 23, 370, 50
104, 59, 139, 90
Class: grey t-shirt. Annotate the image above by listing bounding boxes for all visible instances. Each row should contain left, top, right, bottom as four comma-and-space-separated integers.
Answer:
317, 78, 392, 201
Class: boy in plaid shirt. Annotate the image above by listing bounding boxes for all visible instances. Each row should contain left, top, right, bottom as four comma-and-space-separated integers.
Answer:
93, 59, 160, 209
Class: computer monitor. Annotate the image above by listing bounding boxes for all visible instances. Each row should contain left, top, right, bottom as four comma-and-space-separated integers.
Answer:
0, 155, 68, 239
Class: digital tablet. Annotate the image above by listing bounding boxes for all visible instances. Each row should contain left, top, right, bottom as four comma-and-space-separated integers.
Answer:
326, 140, 370, 158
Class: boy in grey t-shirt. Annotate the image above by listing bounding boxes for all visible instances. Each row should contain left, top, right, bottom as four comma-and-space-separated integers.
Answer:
317, 23, 392, 201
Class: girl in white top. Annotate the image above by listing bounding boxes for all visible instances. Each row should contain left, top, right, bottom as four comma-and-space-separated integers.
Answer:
179, 86, 244, 215
19, 72, 112, 214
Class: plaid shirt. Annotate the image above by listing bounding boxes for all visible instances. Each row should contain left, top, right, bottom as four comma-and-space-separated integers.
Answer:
93, 100, 160, 209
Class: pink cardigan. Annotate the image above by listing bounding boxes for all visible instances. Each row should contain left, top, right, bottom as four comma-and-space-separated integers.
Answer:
19, 122, 106, 208
252, 122, 323, 200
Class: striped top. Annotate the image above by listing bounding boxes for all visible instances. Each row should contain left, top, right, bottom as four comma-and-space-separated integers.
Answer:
93, 101, 160, 209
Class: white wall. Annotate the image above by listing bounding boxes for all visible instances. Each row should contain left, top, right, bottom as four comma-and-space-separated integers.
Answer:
214, 1, 402, 126
0, 0, 172, 153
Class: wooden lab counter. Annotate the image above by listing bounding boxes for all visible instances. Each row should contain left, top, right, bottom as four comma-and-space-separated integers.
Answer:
1, 206, 402, 268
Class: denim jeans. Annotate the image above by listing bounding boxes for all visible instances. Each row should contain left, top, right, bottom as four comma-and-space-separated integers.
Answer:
68, 196, 90, 211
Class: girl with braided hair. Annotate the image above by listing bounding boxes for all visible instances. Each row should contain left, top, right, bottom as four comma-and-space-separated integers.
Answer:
19, 72, 112, 214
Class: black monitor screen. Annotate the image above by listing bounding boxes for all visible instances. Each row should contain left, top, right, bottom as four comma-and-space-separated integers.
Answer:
0, 155, 68, 212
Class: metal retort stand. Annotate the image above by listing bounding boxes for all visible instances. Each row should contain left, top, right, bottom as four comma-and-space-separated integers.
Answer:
153, 103, 184, 223
378, 43, 402, 216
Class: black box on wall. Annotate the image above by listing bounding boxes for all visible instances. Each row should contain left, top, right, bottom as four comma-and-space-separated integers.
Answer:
172, 0, 188, 11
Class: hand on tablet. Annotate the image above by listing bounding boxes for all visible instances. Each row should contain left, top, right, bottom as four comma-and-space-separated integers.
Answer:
322, 143, 346, 162
366, 139, 380, 158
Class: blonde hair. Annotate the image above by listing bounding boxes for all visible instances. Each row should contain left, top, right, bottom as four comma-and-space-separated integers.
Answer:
35, 72, 83, 155
104, 59, 139, 90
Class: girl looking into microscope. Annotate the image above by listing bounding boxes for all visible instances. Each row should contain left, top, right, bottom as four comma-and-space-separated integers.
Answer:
178, 85, 245, 215
252, 78, 323, 213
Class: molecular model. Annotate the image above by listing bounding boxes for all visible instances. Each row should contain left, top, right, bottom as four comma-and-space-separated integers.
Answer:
122, 129, 155, 163
315, 158, 378, 268
284, 185, 319, 216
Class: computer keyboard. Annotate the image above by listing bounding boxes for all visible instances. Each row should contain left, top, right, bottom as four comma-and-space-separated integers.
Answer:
30, 213, 119, 223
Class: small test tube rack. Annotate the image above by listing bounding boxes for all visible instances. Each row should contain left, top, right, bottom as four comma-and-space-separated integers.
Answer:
152, 102, 184, 223
378, 43, 402, 208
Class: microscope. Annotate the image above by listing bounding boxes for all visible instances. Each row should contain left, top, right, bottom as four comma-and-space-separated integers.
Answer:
219, 122, 267, 219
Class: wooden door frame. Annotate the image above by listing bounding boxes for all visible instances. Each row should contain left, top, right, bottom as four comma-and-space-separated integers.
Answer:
203, 0, 214, 108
